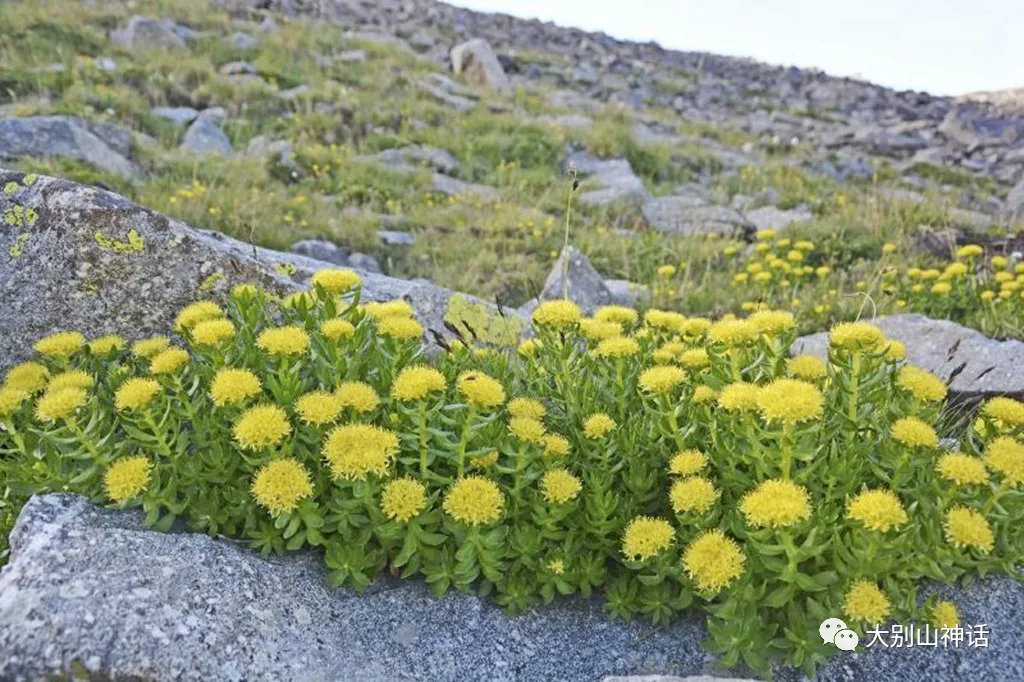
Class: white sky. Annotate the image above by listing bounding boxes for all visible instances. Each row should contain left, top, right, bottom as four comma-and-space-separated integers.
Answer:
447, 0, 1023, 96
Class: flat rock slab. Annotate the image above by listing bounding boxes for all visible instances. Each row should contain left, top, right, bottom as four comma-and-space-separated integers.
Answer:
642, 197, 752, 237
0, 116, 139, 179
792, 314, 1024, 400
0, 495, 712, 682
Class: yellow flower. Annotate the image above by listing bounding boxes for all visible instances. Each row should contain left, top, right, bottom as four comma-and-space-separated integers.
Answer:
669, 449, 708, 476
787, 355, 827, 381
0, 388, 28, 417
443, 476, 504, 525
149, 348, 189, 375
378, 315, 423, 341
679, 349, 710, 370
335, 382, 380, 414
191, 318, 236, 346
931, 282, 951, 295
321, 318, 356, 341
669, 476, 719, 514
896, 366, 947, 402
251, 458, 314, 515
548, 558, 566, 575
311, 268, 362, 293
956, 244, 983, 259
944, 506, 994, 552
363, 299, 415, 320
517, 339, 542, 357
595, 305, 639, 326
381, 478, 427, 522
679, 317, 712, 338
508, 397, 546, 420
257, 326, 310, 357
936, 453, 989, 487
829, 321, 885, 352
281, 291, 316, 311
543, 433, 570, 457
692, 385, 717, 404
4, 362, 49, 393
749, 310, 795, 335
846, 489, 908, 532
992, 256, 1008, 270
104, 456, 152, 503
35, 387, 87, 422
540, 468, 582, 503
717, 382, 761, 412
209, 368, 262, 407
657, 264, 676, 277
295, 391, 342, 425
231, 283, 263, 299
457, 371, 505, 409
883, 339, 906, 362
644, 309, 686, 332
392, 366, 447, 401
132, 336, 171, 359
532, 299, 582, 328
509, 416, 546, 443
982, 397, 1024, 426
33, 331, 86, 360
46, 371, 94, 393
757, 379, 823, 423
638, 366, 686, 395
580, 318, 624, 342
594, 336, 639, 359
844, 580, 891, 623
740, 479, 812, 528
984, 437, 1024, 485
583, 413, 616, 439
708, 319, 759, 346
891, 416, 938, 448
882, 242, 896, 254
471, 450, 499, 469
88, 334, 126, 355
931, 601, 960, 629
115, 378, 161, 412
621, 516, 675, 561
233, 405, 291, 450
323, 423, 399, 480
174, 301, 224, 331
682, 529, 745, 593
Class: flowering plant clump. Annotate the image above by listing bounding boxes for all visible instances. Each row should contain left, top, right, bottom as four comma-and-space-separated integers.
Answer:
3, 275, 1023, 678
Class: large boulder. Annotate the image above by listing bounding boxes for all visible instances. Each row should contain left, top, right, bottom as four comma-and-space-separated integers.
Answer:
566, 151, 647, 208
110, 16, 189, 50
450, 39, 510, 93
1005, 176, 1024, 223
537, 246, 615, 314
181, 114, 233, 157
792, 314, 1024, 401
0, 117, 139, 180
0, 169, 490, 371
743, 205, 813, 232
642, 197, 752, 237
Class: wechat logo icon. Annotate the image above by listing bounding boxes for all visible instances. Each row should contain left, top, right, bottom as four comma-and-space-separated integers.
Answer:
820, 618, 859, 651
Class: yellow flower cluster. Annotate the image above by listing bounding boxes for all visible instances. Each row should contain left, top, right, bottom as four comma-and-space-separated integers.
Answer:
251, 458, 314, 515
443, 476, 504, 525
323, 423, 399, 480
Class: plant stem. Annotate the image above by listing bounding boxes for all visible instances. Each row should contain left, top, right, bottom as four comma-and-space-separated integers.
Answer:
847, 351, 861, 425
143, 410, 175, 459
983, 481, 1009, 515
418, 399, 429, 480
780, 421, 794, 479
456, 405, 477, 478
664, 398, 685, 450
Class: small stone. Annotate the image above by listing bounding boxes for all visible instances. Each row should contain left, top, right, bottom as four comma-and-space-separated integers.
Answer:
151, 107, 199, 128
537, 246, 614, 314
110, 16, 187, 50
450, 38, 510, 92
290, 239, 349, 266
231, 32, 259, 50
181, 115, 232, 157
345, 252, 382, 274
378, 230, 415, 246
743, 205, 813, 232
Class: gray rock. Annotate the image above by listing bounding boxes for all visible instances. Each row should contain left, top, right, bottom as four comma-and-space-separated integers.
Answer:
278, 85, 311, 100
744, 204, 813, 232
345, 30, 415, 55
110, 16, 188, 50
94, 57, 118, 72
151, 106, 199, 127
219, 61, 259, 76
379, 230, 416, 246
181, 115, 232, 157
604, 279, 650, 307
948, 207, 994, 231
535, 114, 594, 130
537, 246, 614, 314
231, 31, 259, 50
1006, 177, 1024, 222
375, 145, 461, 175
642, 197, 752, 237
451, 38, 510, 92
792, 314, 1024, 401
290, 238, 348, 266
566, 151, 647, 207
429, 174, 498, 199
336, 49, 367, 63
417, 74, 476, 112
0, 169, 495, 369
346, 251, 382, 274
0, 116, 139, 179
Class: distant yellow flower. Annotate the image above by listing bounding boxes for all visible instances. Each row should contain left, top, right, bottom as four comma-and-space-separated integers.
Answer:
691, 385, 717, 404
956, 244, 983, 259
257, 326, 310, 357
443, 476, 504, 525
749, 310, 795, 336
891, 416, 938, 448
657, 264, 676, 277
984, 437, 1024, 485
679, 348, 710, 370
4, 362, 49, 393
0, 388, 28, 417
209, 368, 262, 407
896, 366, 947, 403
548, 558, 566, 575
508, 416, 546, 443
936, 453, 989, 487
931, 601, 960, 629
381, 478, 427, 522
829, 321, 885, 352
35, 387, 87, 422
517, 338, 542, 357
594, 336, 639, 359
595, 305, 639, 326
579, 318, 623, 342
149, 348, 189, 375
679, 317, 712, 338
392, 366, 447, 401
543, 433, 570, 457
756, 229, 777, 241
335, 382, 379, 414
944, 506, 994, 552
323, 423, 399, 480
644, 309, 686, 332
540, 468, 582, 503
115, 378, 161, 412
787, 355, 827, 381
233, 405, 291, 450
846, 489, 908, 532
638, 366, 686, 395
174, 301, 224, 331
471, 450, 499, 469
251, 458, 313, 515
508, 397, 546, 420
682, 529, 745, 593
621, 516, 675, 561
583, 413, 616, 439
740, 479, 812, 528
321, 318, 356, 341
992, 256, 1008, 270
669, 449, 708, 476
931, 282, 951, 296
34, 331, 86, 360
457, 371, 505, 409
669, 476, 719, 514
363, 299, 415, 320
311, 268, 362, 293
982, 397, 1024, 426
132, 336, 171, 359
378, 315, 423, 341
717, 382, 761, 412
882, 242, 896, 254
104, 456, 152, 503
295, 391, 342, 425
708, 319, 759, 346
532, 299, 582, 328
191, 318, 236, 346
758, 379, 823, 423
883, 339, 906, 362
844, 580, 891, 623
88, 334, 126, 355
46, 371, 94, 393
